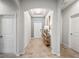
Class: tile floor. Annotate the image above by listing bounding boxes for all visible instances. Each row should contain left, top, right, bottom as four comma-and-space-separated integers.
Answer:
0, 38, 79, 58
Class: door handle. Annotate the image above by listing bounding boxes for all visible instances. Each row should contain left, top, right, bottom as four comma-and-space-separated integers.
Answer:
0, 35, 3, 38
70, 33, 72, 35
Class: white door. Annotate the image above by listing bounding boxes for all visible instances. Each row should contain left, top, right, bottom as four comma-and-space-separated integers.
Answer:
34, 22, 42, 38
1, 15, 16, 53
70, 16, 79, 52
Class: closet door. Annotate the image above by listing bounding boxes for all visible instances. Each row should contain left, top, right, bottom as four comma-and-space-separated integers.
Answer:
70, 16, 79, 52
34, 22, 42, 38
1, 15, 16, 53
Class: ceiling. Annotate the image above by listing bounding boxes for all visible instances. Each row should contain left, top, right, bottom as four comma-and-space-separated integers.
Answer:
28, 0, 77, 17
14, 0, 21, 7
29, 8, 49, 17
63, 0, 77, 9
15, 0, 77, 9
14, 0, 77, 17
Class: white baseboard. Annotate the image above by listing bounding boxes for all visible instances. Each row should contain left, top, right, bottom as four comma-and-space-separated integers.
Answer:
0, 50, 16, 54
16, 48, 25, 56
16, 38, 31, 56
63, 43, 69, 48
51, 50, 60, 56
24, 38, 31, 49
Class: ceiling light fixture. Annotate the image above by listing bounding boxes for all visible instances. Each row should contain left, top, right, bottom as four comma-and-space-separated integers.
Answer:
30, 8, 45, 14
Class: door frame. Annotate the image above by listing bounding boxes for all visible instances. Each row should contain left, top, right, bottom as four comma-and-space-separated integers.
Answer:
0, 13, 17, 54
33, 22, 42, 38
31, 17, 45, 38
69, 15, 78, 48
69, 14, 79, 49
69, 16, 72, 48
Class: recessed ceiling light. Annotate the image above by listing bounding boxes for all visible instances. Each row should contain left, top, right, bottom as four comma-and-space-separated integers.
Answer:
29, 8, 49, 17
34, 8, 42, 14
30, 8, 45, 14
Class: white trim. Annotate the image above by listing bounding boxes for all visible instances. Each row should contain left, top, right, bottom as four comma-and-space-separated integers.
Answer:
0, 14, 17, 54
63, 43, 69, 48
16, 49, 25, 56
69, 16, 72, 48
51, 50, 60, 56
57, 53, 60, 56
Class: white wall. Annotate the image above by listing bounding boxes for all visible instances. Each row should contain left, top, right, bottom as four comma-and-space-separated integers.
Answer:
24, 11, 31, 49
45, 10, 53, 28
54, 0, 63, 56
0, 16, 1, 34
62, 0, 79, 47
0, 0, 18, 15
21, 0, 57, 11
16, 8, 24, 54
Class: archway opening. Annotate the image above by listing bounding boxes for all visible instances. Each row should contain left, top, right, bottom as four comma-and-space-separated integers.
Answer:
24, 8, 54, 57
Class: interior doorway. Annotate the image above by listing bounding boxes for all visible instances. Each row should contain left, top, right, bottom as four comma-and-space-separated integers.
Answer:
24, 8, 54, 57
31, 17, 45, 38
33, 21, 42, 38
0, 15, 16, 53
69, 15, 79, 52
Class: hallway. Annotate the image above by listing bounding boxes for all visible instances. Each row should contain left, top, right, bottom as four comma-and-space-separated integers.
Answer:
1, 0, 79, 58
21, 38, 53, 58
